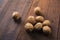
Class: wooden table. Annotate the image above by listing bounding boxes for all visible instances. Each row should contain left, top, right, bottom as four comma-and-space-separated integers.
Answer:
0, 0, 60, 40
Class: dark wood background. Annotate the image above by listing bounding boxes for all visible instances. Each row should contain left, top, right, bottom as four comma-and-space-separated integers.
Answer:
0, 0, 60, 40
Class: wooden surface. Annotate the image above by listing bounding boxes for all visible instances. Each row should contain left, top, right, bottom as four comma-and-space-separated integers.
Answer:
0, 0, 59, 40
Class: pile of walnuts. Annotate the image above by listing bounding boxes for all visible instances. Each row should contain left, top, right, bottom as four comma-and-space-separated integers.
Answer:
24, 7, 52, 34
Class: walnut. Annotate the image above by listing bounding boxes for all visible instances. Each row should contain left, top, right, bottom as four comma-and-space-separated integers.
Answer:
12, 11, 21, 20
34, 7, 42, 16
34, 22, 43, 30
24, 23, 34, 31
43, 20, 51, 26
43, 26, 52, 34
26, 16, 36, 24
36, 16, 44, 22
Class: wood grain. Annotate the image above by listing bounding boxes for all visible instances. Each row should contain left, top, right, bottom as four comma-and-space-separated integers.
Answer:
0, 0, 59, 40
57, 0, 60, 40
0, 0, 33, 40
17, 0, 59, 40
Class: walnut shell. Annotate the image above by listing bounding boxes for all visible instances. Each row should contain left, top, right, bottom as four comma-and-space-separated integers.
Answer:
43, 26, 52, 34
26, 16, 36, 24
34, 7, 42, 16
24, 23, 34, 31
36, 16, 44, 22
12, 11, 21, 20
34, 22, 43, 30
43, 20, 51, 26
